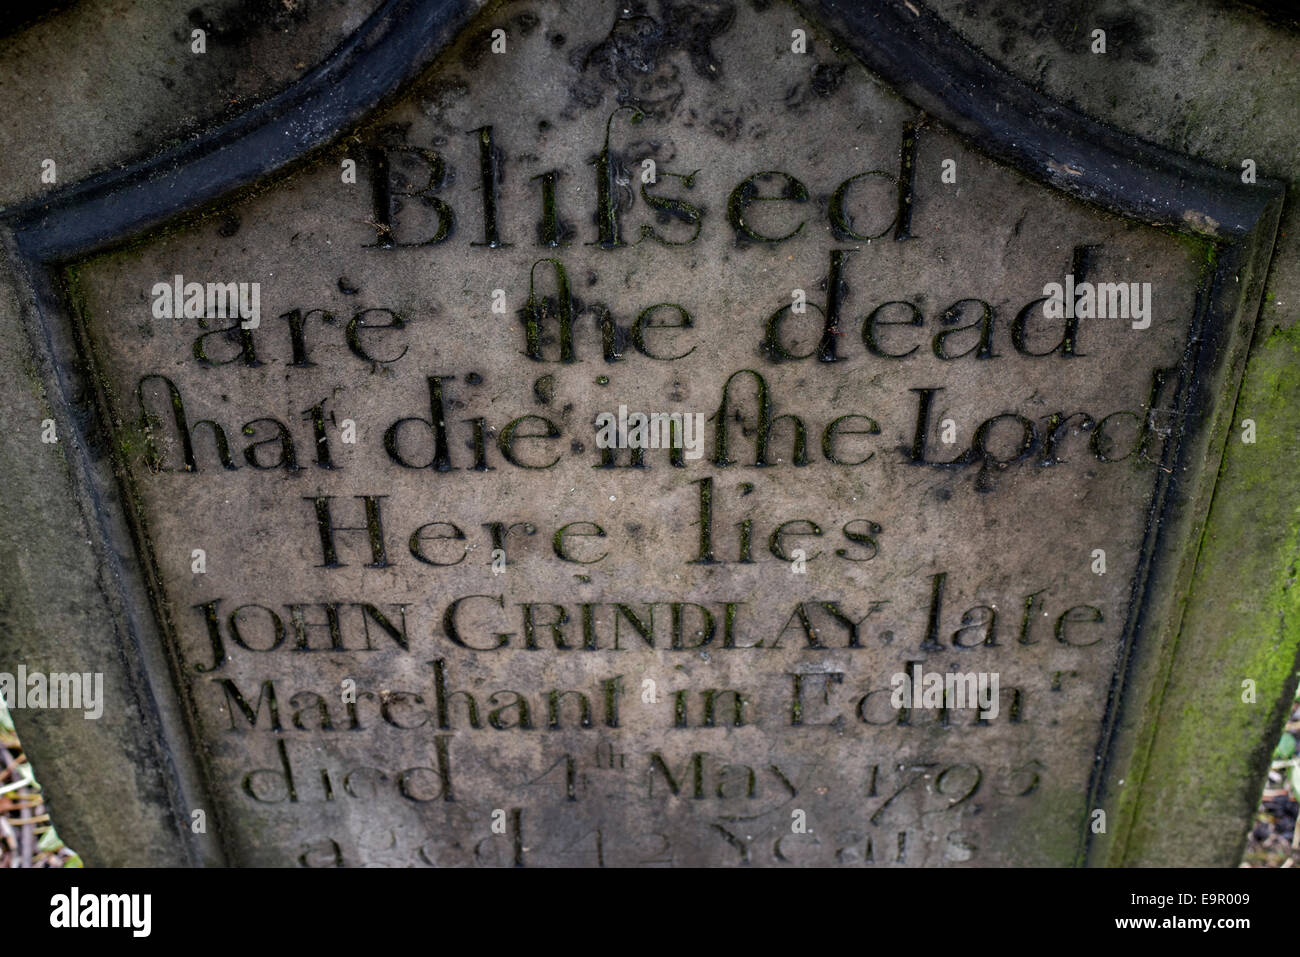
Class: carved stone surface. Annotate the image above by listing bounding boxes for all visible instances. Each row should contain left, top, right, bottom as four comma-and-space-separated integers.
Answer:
0, 0, 1291, 867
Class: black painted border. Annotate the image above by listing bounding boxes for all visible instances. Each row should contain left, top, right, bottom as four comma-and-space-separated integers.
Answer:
0, 0, 1285, 865
808, 0, 1283, 867
0, 0, 481, 867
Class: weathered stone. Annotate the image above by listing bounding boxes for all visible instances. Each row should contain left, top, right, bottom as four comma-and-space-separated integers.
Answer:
0, 0, 1293, 867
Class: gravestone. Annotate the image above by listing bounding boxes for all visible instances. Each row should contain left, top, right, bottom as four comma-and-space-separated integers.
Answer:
0, 0, 1290, 867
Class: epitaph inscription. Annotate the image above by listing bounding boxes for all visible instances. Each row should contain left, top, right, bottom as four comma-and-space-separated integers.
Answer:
70, 0, 1207, 866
